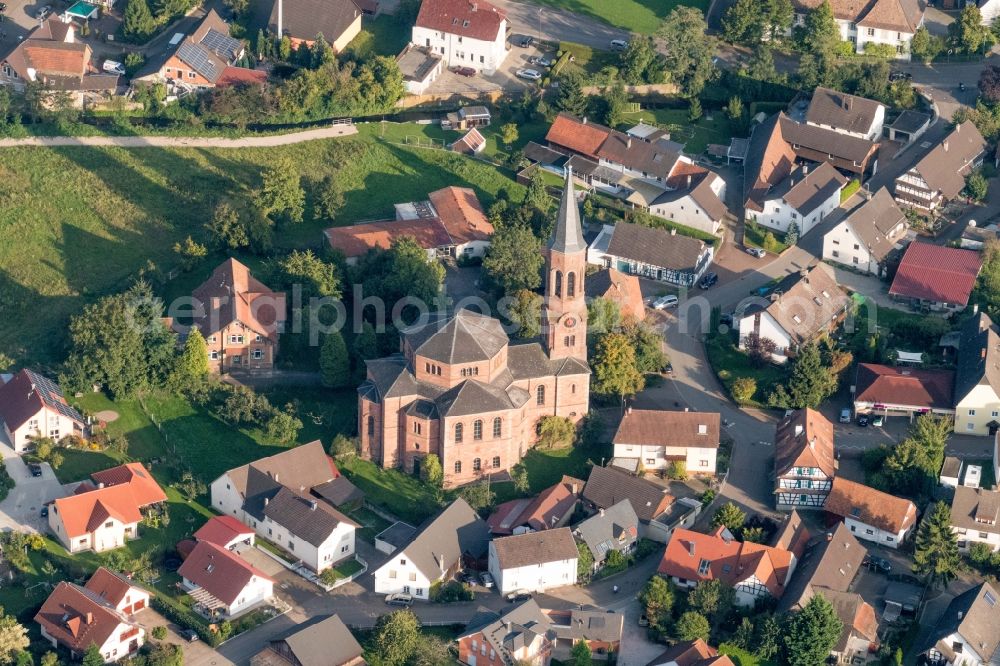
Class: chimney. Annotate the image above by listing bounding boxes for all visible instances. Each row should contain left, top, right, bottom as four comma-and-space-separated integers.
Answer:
687, 174, 692, 189
98, 482, 105, 489
211, 296, 221, 310
599, 508, 605, 516
264, 497, 269, 506
943, 141, 949, 152
85, 612, 93, 625
310, 500, 318, 511
687, 540, 695, 557
802, 164, 809, 175
844, 97, 850, 111
794, 424, 804, 437
505, 621, 512, 633
277, 0, 283, 40
470, 0, 478, 9
684, 407, 690, 412
670, 228, 677, 236
582, 117, 588, 125
958, 611, 964, 620
626, 137, 632, 149
626, 406, 632, 415
826, 532, 833, 541
273, 473, 279, 484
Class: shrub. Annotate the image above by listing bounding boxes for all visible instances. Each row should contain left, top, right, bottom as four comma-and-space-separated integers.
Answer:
430, 580, 474, 603
151, 626, 168, 640
841, 178, 861, 202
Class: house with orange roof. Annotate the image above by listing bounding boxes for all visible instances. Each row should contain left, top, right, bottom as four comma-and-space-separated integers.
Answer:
647, 639, 735, 666
179, 540, 274, 619
169, 258, 286, 373
48, 463, 166, 553
824, 477, 917, 548
774, 408, 837, 510
584, 268, 645, 321
35, 572, 147, 662
658, 526, 799, 607
194, 515, 256, 550
486, 475, 584, 535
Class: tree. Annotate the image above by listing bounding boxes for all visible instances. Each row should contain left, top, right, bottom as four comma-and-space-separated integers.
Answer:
205, 201, 249, 250
605, 549, 627, 570
12, 650, 30, 666
603, 82, 629, 128
577, 541, 595, 578
883, 413, 951, 494
754, 614, 782, 660
264, 407, 303, 445
966, 170, 989, 201
169, 328, 209, 392
588, 297, 622, 337
511, 463, 529, 492
256, 157, 305, 224
688, 97, 703, 122
536, 415, 576, 449
592, 332, 645, 401
951, 5, 994, 54
81, 645, 104, 666
620, 36, 662, 84
784, 221, 799, 246
745, 45, 779, 83
459, 482, 496, 512
279, 249, 341, 299
314, 174, 346, 221
980, 65, 1000, 103
723, 0, 766, 45
499, 122, 519, 147
122, 0, 155, 41
319, 331, 350, 388
505, 289, 543, 339
711, 502, 746, 532
370, 610, 421, 666
687, 579, 734, 620
352, 322, 379, 381
352, 236, 445, 323
483, 224, 543, 294
911, 26, 944, 64
39, 655, 59, 666
524, 168, 551, 213
913, 501, 961, 588
0, 353, 12, 374
329, 433, 357, 458
731, 377, 757, 404
742, 526, 766, 543
639, 576, 675, 632
172, 236, 207, 271
658, 7, 718, 98
621, 319, 666, 373
725, 96, 744, 122
742, 332, 777, 368
555, 72, 588, 116
420, 453, 443, 488
410, 636, 454, 666
784, 594, 843, 666
769, 343, 837, 408
310, 34, 334, 69
675, 611, 711, 642
799, 0, 840, 56
765, 0, 794, 39
570, 641, 592, 666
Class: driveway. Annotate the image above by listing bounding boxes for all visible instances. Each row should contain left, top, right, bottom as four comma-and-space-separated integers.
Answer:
489, 0, 629, 49
0, 445, 66, 534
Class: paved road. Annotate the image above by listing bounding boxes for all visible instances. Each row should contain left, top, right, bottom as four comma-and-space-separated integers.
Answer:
0, 445, 65, 534
489, 0, 629, 49
0, 125, 358, 148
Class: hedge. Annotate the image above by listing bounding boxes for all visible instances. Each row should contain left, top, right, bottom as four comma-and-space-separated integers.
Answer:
150, 596, 219, 647
841, 178, 861, 202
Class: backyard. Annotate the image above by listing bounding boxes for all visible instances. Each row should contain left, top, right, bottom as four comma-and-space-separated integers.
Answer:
621, 106, 739, 155
704, 331, 788, 408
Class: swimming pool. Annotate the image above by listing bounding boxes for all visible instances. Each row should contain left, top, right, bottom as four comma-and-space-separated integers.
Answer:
65, 0, 98, 18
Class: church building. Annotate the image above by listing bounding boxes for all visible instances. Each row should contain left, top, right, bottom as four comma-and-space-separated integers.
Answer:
357, 169, 591, 487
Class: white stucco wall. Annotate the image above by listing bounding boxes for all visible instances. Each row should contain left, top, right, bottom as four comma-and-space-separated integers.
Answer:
823, 221, 880, 274
753, 185, 841, 237
373, 554, 437, 600
488, 547, 577, 594
954, 385, 1000, 436
411, 20, 508, 74
844, 516, 908, 549
612, 443, 718, 474
739, 310, 792, 363
9, 407, 81, 451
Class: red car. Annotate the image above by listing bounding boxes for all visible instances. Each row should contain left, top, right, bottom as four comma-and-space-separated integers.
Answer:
451, 66, 476, 77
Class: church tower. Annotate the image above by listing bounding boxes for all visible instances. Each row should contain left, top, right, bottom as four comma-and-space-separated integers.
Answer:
544, 167, 588, 361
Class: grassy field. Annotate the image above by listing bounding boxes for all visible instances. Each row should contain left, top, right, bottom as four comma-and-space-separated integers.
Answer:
356, 118, 550, 161
0, 135, 523, 365
528, 0, 707, 34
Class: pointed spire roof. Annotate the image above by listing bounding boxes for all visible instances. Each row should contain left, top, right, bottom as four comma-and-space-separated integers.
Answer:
549, 166, 587, 254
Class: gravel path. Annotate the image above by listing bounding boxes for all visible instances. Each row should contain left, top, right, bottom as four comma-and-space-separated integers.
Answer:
0, 124, 358, 148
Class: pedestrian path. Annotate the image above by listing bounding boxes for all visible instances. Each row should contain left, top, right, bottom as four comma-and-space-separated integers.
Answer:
0, 124, 357, 148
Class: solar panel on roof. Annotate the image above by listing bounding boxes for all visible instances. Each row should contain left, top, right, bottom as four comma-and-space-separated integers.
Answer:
177, 41, 219, 80
200, 28, 241, 60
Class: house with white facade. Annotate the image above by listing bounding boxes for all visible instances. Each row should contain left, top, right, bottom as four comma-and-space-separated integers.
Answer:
750, 162, 847, 237
806, 87, 886, 140
824, 477, 917, 548
411, 0, 508, 75
774, 409, 837, 510
210, 441, 361, 573
587, 222, 714, 288
823, 188, 908, 276
179, 540, 274, 619
488, 527, 578, 594
954, 313, 1000, 437
920, 582, 1000, 665
0, 369, 87, 451
950, 486, 1000, 553
611, 408, 720, 475
895, 120, 986, 211
738, 263, 850, 364
373, 498, 489, 601
646, 172, 729, 236
573, 500, 639, 572
792, 0, 925, 60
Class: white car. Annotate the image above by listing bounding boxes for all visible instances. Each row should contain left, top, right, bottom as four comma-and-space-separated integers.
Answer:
103, 60, 126, 76
745, 246, 766, 258
516, 68, 542, 81
653, 295, 678, 310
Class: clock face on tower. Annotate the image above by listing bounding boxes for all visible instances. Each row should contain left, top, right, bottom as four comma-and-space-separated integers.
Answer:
563, 316, 576, 329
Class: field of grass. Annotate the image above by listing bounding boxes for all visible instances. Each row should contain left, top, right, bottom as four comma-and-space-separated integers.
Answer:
0, 135, 523, 365
348, 506, 394, 543
338, 457, 444, 524
528, 0, 707, 34
357, 118, 549, 161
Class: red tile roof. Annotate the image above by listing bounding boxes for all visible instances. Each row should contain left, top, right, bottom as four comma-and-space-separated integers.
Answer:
194, 515, 255, 548
428, 186, 493, 245
854, 363, 955, 411
415, 0, 506, 42
487, 476, 583, 534
774, 408, 836, 478
216, 66, 267, 87
0, 369, 84, 433
546, 114, 612, 158
178, 541, 273, 606
191, 258, 286, 342
888, 242, 983, 306
35, 581, 134, 654
53, 463, 165, 539
90, 463, 167, 508
824, 477, 917, 534
83, 567, 137, 607
325, 218, 454, 258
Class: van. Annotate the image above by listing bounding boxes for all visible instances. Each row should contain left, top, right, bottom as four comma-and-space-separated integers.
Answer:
103, 60, 125, 76
610, 39, 629, 51
839, 408, 851, 423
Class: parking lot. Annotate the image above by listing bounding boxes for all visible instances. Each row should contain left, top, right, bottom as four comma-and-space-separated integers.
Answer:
0, 444, 66, 534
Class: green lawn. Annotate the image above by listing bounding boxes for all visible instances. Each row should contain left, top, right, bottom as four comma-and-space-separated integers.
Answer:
338, 457, 443, 524
622, 107, 737, 154
345, 14, 411, 59
743, 222, 790, 254
527, 0, 706, 34
356, 118, 550, 161
704, 333, 787, 407
347, 506, 394, 543
0, 136, 523, 365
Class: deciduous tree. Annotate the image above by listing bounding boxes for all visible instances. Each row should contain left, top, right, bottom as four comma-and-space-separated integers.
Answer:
169, 328, 209, 392
639, 576, 675, 632
951, 5, 994, 54
256, 157, 305, 224
658, 7, 718, 98
784, 594, 843, 666
370, 610, 421, 666
577, 541, 595, 578
505, 289, 543, 338
483, 224, 543, 294
313, 174, 346, 221
420, 453, 444, 488
711, 502, 746, 532
499, 122, 519, 147
172, 236, 207, 271
592, 332, 645, 401
768, 343, 837, 408
911, 26, 944, 64
537, 415, 576, 449
731, 376, 757, 405
723, 0, 766, 45
675, 611, 711, 642
966, 170, 989, 201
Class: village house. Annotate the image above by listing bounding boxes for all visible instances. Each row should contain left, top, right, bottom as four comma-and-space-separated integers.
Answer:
251, 614, 366, 666
791, 0, 925, 59
587, 222, 714, 288
544, 606, 624, 661
894, 120, 987, 211
738, 263, 850, 363
749, 162, 847, 237
372, 498, 489, 601
647, 639, 736, 666
170, 258, 286, 373
358, 171, 589, 487
253, 0, 363, 50
773, 408, 837, 510
806, 87, 886, 140
210, 441, 360, 573
573, 499, 639, 572
919, 582, 1000, 665
488, 527, 579, 594
412, 0, 509, 74
645, 171, 729, 236
0, 369, 87, 452
582, 464, 683, 542
49, 463, 167, 553
823, 477, 918, 548
819, 589, 880, 664
658, 526, 799, 607
0, 19, 118, 106
396, 44, 444, 95
822, 188, 909, 276
852, 363, 956, 421
179, 540, 275, 619
743, 114, 798, 214
486, 475, 583, 536
954, 313, 1000, 436
950, 485, 1000, 552
611, 408, 720, 475
584, 268, 645, 322
888, 242, 983, 314
35, 572, 148, 663
194, 515, 256, 550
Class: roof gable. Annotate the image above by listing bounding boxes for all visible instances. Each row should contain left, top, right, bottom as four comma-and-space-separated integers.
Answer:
178, 540, 273, 605
888, 242, 983, 306
774, 408, 836, 477
0, 369, 84, 433
415, 0, 506, 41
824, 477, 917, 533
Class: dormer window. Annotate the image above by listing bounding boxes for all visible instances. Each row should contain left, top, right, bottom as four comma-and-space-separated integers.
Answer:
452, 17, 459, 24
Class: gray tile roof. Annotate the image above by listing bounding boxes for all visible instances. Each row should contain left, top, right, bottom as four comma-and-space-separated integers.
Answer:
270, 614, 363, 666
604, 221, 708, 274
262, 487, 359, 547
574, 499, 639, 565
390, 498, 489, 581
461, 600, 552, 661
491, 527, 578, 569
920, 583, 1000, 663
436, 380, 513, 417
780, 115, 878, 164
806, 87, 884, 136
402, 309, 509, 365
255, 0, 361, 44
950, 486, 1000, 536
910, 120, 987, 200
311, 476, 364, 507
779, 523, 865, 613
954, 312, 1000, 404
550, 167, 587, 254
583, 465, 672, 522
839, 187, 908, 262
768, 162, 847, 216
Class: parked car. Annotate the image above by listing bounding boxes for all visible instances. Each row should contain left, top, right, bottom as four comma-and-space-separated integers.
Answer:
28, 463, 42, 477
857, 415, 870, 427
516, 69, 542, 81
871, 415, 884, 427
103, 60, 126, 76
181, 629, 199, 642
0, 3, 8, 11
527, 55, 539, 64
506, 591, 532, 603
699, 272, 718, 289
745, 246, 766, 258
652, 294, 678, 310
889, 71, 912, 81
479, 572, 494, 589
661, 362, 673, 375
459, 571, 477, 584
450, 66, 476, 77
40, 505, 48, 518
610, 39, 629, 51
517, 35, 534, 47
638, 613, 650, 627
839, 408, 851, 424
537, 56, 553, 67
863, 555, 892, 574
385, 593, 414, 607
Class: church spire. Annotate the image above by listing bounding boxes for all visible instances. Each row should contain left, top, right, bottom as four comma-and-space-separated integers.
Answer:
549, 166, 587, 254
